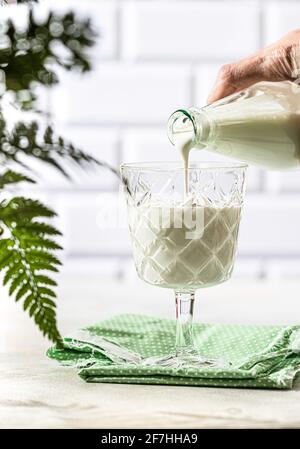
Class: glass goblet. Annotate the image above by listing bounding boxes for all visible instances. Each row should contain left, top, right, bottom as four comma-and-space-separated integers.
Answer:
121, 161, 246, 368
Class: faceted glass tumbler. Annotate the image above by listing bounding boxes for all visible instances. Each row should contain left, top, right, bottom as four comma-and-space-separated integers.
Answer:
121, 161, 247, 368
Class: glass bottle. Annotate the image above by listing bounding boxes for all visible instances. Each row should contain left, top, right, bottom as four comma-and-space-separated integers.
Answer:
167, 81, 300, 170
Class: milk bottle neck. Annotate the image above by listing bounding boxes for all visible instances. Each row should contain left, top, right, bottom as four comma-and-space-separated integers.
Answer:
167, 108, 212, 149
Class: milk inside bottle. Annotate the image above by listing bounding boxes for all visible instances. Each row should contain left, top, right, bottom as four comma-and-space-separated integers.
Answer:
168, 81, 300, 170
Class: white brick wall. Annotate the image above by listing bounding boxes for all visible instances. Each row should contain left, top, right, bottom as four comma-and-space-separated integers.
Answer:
264, 1, 300, 44
55, 191, 130, 257
121, 1, 260, 60
52, 62, 192, 125
239, 195, 300, 256
4, 0, 300, 282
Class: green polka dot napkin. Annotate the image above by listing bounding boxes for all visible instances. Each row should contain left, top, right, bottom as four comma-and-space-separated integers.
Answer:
47, 314, 300, 389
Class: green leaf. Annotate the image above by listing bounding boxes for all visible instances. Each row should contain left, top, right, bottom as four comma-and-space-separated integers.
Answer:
8, 271, 26, 295
3, 261, 22, 286
42, 306, 56, 317
0, 119, 117, 181
18, 236, 63, 251
30, 261, 59, 273
23, 293, 35, 311
0, 196, 62, 344
38, 286, 56, 298
29, 303, 38, 317
35, 275, 57, 287
0, 252, 14, 270
0, 170, 36, 189
0, 8, 96, 108
26, 250, 62, 266
0, 197, 56, 222
40, 297, 56, 308
17, 222, 62, 237
15, 281, 31, 302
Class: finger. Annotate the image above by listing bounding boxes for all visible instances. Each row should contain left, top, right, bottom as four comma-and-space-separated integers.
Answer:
207, 56, 265, 104
207, 70, 237, 104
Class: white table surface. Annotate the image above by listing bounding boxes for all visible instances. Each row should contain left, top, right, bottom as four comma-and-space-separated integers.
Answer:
1, 277, 300, 429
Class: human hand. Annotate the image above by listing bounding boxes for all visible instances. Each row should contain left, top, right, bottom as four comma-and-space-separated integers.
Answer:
207, 29, 300, 104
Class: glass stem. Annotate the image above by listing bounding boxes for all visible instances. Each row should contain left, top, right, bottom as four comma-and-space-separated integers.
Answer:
175, 291, 195, 355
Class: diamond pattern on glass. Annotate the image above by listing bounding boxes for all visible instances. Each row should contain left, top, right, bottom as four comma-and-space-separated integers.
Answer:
123, 165, 245, 291
130, 205, 241, 289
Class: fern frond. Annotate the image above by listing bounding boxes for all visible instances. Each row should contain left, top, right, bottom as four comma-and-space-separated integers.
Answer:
0, 119, 119, 179
0, 197, 62, 344
0, 170, 35, 189
0, 8, 96, 109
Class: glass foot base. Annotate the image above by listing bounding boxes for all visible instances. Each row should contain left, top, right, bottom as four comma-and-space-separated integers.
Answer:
142, 349, 231, 369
